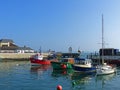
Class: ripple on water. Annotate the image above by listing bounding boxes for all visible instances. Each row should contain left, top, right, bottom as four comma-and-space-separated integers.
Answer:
0, 61, 120, 90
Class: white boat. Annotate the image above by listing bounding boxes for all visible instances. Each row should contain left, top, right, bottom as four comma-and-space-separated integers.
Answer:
96, 15, 116, 75
96, 63, 116, 75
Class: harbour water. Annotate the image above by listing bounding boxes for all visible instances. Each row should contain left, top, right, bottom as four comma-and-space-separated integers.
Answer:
0, 61, 120, 90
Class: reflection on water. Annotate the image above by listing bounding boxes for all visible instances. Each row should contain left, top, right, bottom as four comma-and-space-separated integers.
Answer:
96, 73, 116, 81
51, 69, 74, 77
95, 73, 116, 89
30, 65, 51, 74
30, 65, 51, 79
71, 72, 96, 87
0, 61, 119, 90
51, 67, 118, 90
0, 61, 30, 72
71, 72, 117, 90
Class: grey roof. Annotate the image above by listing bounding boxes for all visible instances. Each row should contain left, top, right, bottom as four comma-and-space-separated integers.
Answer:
0, 39, 14, 43
0, 46, 34, 51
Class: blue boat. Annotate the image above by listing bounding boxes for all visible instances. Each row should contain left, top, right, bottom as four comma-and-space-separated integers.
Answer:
73, 58, 96, 72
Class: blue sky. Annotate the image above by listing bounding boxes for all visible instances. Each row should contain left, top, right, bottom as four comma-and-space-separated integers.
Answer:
0, 0, 120, 52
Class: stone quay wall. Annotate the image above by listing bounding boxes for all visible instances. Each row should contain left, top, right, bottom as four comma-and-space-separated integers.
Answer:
0, 53, 49, 60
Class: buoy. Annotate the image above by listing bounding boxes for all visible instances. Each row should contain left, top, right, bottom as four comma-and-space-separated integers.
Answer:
61, 64, 66, 69
57, 85, 62, 90
62, 70, 67, 74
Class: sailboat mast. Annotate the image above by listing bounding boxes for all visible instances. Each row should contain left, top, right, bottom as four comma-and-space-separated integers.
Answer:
102, 14, 104, 64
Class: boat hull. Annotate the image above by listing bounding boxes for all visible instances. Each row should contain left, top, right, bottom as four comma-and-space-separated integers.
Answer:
96, 69, 115, 75
30, 58, 51, 65
96, 65, 116, 75
51, 61, 73, 69
73, 65, 96, 72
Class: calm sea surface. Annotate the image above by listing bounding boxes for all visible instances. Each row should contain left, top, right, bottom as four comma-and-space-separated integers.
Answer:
0, 61, 120, 90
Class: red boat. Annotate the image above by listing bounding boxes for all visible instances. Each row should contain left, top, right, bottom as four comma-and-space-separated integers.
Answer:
30, 53, 51, 65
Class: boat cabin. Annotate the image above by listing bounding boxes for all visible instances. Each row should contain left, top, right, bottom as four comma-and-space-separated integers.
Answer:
61, 58, 74, 64
33, 53, 43, 60
75, 58, 92, 65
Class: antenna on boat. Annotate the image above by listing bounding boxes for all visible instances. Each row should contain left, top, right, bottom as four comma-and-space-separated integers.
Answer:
39, 46, 42, 54
102, 14, 104, 65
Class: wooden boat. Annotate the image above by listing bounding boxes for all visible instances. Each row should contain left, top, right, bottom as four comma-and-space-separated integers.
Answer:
73, 58, 96, 72
51, 58, 74, 69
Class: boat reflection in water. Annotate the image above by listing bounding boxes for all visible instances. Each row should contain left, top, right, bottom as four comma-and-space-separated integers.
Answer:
30, 65, 51, 79
95, 73, 116, 89
71, 72, 96, 87
51, 69, 74, 77
71, 71, 116, 90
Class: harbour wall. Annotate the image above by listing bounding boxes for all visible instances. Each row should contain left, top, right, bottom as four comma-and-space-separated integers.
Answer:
0, 53, 49, 61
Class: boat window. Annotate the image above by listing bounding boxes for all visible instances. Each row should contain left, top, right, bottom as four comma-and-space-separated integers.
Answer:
61, 59, 68, 62
80, 61, 85, 65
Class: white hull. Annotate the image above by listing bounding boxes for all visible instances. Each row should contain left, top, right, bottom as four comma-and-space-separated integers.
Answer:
96, 69, 115, 75
96, 65, 116, 75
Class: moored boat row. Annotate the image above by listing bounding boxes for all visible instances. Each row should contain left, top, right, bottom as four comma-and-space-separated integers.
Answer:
30, 52, 117, 76
30, 52, 117, 74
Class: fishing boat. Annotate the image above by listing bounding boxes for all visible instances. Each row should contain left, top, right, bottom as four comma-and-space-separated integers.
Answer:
51, 58, 74, 69
73, 58, 96, 72
96, 14, 116, 75
30, 53, 51, 65
30, 47, 58, 65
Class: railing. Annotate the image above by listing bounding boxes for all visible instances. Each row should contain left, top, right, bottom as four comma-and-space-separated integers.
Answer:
89, 55, 120, 60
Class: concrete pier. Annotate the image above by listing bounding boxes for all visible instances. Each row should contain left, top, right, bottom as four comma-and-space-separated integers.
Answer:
0, 53, 49, 61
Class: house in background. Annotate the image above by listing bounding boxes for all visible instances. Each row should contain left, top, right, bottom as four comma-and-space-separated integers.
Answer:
0, 39, 18, 53
16, 46, 34, 53
0, 39, 35, 53
0, 39, 15, 47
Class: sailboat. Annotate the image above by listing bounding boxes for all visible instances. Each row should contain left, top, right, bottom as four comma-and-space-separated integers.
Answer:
96, 14, 116, 75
